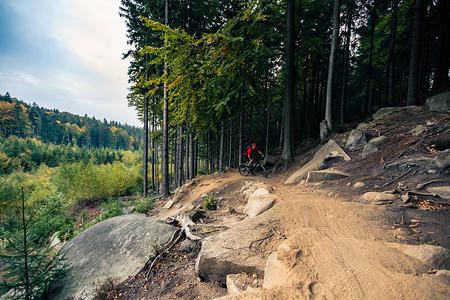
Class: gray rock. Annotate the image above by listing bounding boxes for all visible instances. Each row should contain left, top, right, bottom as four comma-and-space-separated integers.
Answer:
363, 192, 397, 204
243, 188, 275, 218
285, 140, 350, 185
435, 270, 450, 283
123, 205, 135, 214
387, 154, 449, 172
373, 106, 417, 120
353, 182, 366, 189
411, 125, 427, 136
426, 91, 450, 112
320, 120, 330, 142
263, 244, 302, 289
180, 239, 195, 252
362, 136, 389, 158
195, 215, 272, 284
163, 199, 175, 209
427, 186, 450, 200
345, 129, 367, 150
50, 214, 176, 300
402, 244, 450, 269
306, 169, 349, 183
189, 209, 206, 222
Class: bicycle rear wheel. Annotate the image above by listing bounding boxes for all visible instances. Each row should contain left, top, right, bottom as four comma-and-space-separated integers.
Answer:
239, 164, 250, 176
259, 165, 267, 178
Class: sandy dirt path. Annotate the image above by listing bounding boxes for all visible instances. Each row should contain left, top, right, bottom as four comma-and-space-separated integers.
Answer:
203, 171, 449, 299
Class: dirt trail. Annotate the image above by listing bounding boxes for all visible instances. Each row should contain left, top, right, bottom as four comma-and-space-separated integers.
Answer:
196, 171, 449, 299
265, 183, 449, 299
121, 170, 448, 299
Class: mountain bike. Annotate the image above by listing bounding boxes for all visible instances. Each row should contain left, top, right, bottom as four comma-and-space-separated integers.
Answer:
239, 159, 267, 178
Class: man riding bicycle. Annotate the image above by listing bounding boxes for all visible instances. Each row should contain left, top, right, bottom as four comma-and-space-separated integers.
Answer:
245, 143, 264, 169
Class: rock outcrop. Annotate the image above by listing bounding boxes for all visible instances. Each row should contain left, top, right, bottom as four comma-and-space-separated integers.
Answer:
285, 140, 350, 185
50, 214, 176, 300
306, 169, 349, 183
195, 213, 273, 284
243, 188, 276, 218
345, 129, 367, 150
426, 91, 450, 112
372, 106, 416, 120
402, 244, 450, 269
362, 136, 389, 158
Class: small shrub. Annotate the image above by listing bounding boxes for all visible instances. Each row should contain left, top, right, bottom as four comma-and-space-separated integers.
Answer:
203, 195, 217, 210
99, 199, 123, 220
135, 197, 155, 213
92, 277, 120, 300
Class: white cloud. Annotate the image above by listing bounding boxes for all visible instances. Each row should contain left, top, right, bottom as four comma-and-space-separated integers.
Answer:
1, 0, 139, 126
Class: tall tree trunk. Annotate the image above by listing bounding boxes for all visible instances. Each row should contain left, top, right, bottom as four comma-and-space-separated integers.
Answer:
281, 0, 296, 166
143, 95, 148, 197
386, 0, 398, 105
432, 0, 449, 90
228, 118, 232, 168
186, 130, 190, 180
340, 2, 352, 125
265, 85, 271, 158
155, 137, 159, 193
325, 0, 340, 128
193, 138, 198, 177
363, 4, 376, 113
219, 120, 224, 172
238, 107, 243, 165
407, 0, 422, 106
189, 133, 194, 179
162, 0, 169, 198
151, 109, 156, 191
206, 132, 211, 174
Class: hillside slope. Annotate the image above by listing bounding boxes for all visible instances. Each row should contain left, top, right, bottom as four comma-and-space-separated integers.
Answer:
114, 105, 449, 299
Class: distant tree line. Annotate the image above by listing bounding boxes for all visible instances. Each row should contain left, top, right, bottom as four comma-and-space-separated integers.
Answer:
0, 93, 143, 150
120, 0, 448, 198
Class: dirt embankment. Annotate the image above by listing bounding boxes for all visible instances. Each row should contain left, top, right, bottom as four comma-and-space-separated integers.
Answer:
115, 107, 449, 299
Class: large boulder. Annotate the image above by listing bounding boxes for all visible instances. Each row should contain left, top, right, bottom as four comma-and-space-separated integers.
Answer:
427, 186, 450, 200
363, 192, 397, 204
285, 140, 350, 185
362, 136, 389, 158
426, 91, 450, 112
372, 106, 417, 120
195, 213, 273, 284
306, 169, 349, 183
243, 188, 276, 218
320, 120, 330, 142
263, 244, 302, 289
402, 244, 450, 269
345, 129, 367, 150
50, 214, 176, 300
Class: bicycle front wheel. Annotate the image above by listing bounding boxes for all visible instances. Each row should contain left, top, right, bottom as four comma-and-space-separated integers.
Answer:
239, 164, 250, 176
259, 165, 267, 178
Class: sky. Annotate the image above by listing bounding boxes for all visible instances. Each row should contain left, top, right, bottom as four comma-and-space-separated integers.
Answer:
0, 0, 141, 126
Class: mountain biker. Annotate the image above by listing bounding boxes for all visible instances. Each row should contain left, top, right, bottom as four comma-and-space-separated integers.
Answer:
245, 143, 264, 168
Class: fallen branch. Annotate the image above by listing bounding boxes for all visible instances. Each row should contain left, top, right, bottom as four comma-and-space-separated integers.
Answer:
416, 180, 446, 190
249, 233, 274, 249
408, 191, 441, 198
381, 168, 414, 188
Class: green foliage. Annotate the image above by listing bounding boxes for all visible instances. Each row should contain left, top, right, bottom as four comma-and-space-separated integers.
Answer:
0, 189, 69, 299
135, 197, 155, 213
99, 199, 124, 220
203, 195, 217, 211
0, 94, 142, 150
